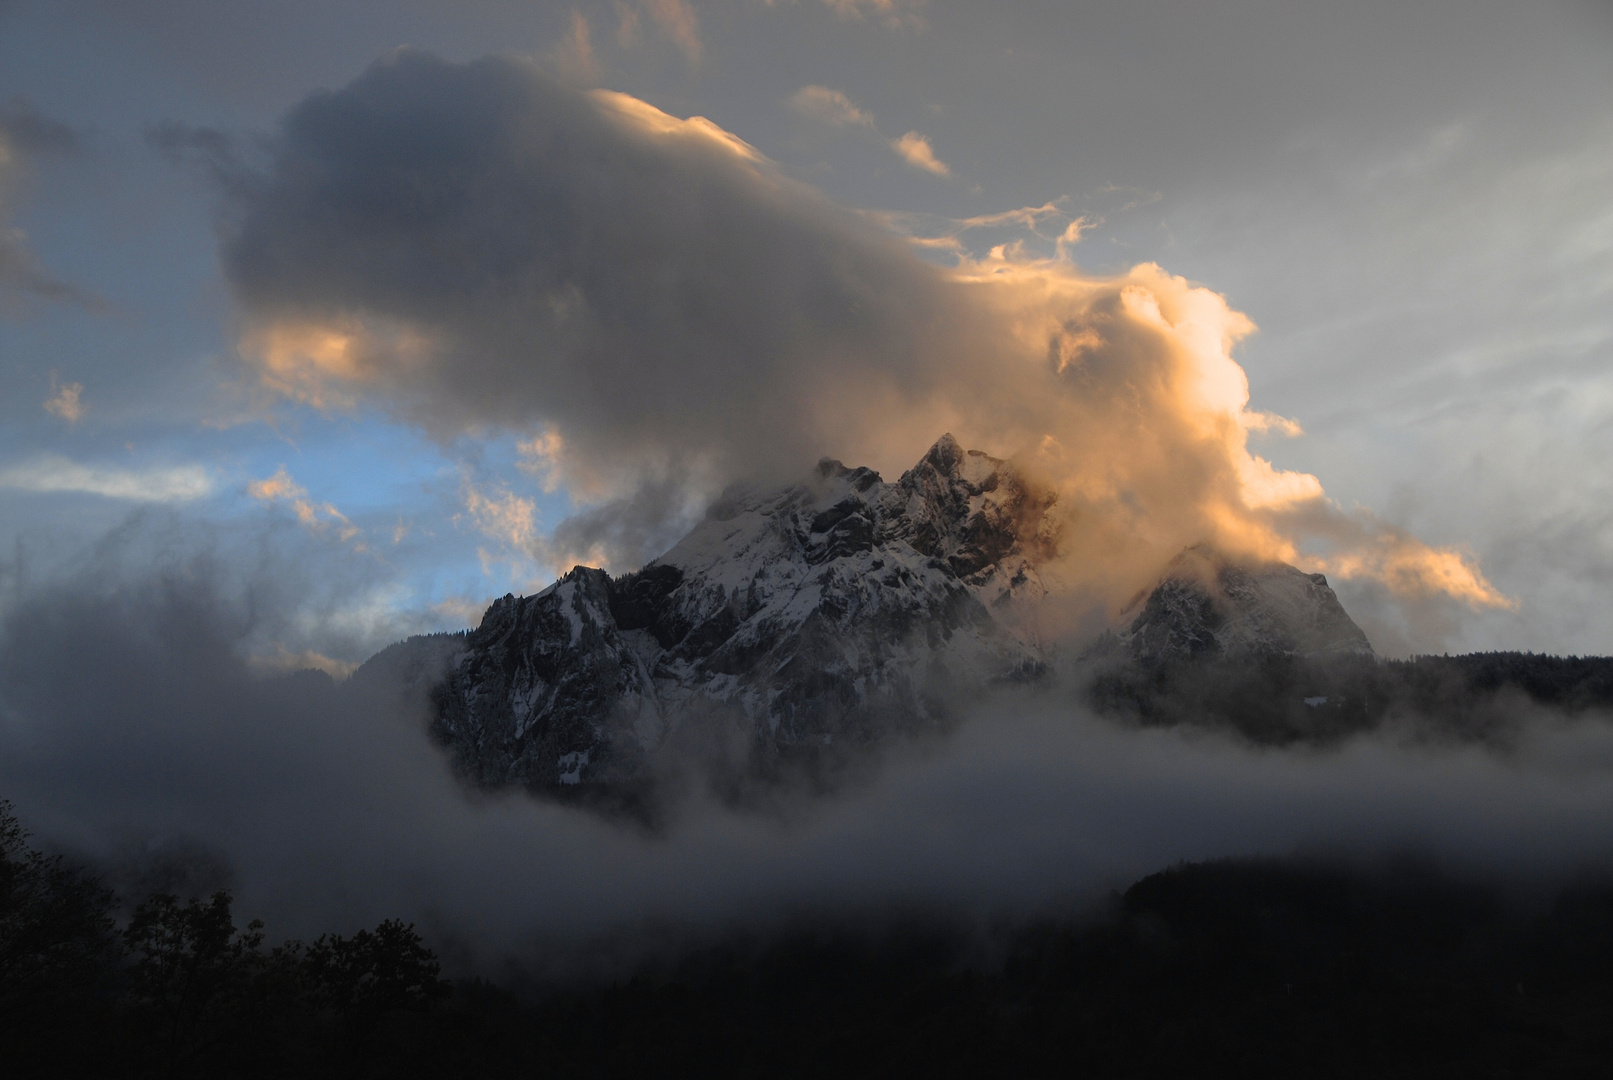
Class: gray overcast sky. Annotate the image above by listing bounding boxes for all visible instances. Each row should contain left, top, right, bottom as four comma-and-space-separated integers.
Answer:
1, 0, 1610, 658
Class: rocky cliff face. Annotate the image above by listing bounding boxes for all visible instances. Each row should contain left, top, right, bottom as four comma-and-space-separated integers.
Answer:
432, 435, 1059, 787
428, 437, 1374, 789
1120, 544, 1373, 663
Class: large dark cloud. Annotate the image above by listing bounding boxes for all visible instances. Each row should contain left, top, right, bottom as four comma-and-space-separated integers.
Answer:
214, 51, 1515, 636
222, 51, 985, 508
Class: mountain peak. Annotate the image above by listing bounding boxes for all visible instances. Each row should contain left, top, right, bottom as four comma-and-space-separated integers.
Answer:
427, 441, 1372, 789
1123, 544, 1373, 662
433, 436, 1060, 786
921, 432, 966, 474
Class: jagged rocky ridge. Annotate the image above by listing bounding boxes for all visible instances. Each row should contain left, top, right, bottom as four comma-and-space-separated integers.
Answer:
432, 435, 1060, 786
424, 435, 1376, 789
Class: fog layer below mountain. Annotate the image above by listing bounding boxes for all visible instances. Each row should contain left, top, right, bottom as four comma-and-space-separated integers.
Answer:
3, 544, 1612, 977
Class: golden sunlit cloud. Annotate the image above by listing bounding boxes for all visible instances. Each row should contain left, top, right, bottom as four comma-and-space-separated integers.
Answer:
792, 87, 956, 183
819, 0, 927, 29
947, 253, 1511, 615
238, 317, 439, 415
1054, 217, 1091, 259
893, 131, 949, 176
42, 375, 83, 422
430, 594, 493, 628
460, 478, 539, 580
245, 644, 360, 680
867, 202, 1095, 259
1298, 510, 1516, 611
549, 10, 599, 84
461, 481, 538, 552
516, 429, 567, 493
224, 66, 1510, 644
459, 476, 608, 582
790, 85, 876, 128
590, 89, 764, 161
249, 466, 364, 548
952, 203, 1066, 231
245, 466, 305, 503
242, 325, 365, 411
1243, 411, 1305, 437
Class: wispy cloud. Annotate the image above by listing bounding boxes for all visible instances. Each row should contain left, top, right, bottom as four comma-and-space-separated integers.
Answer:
248, 466, 363, 548
869, 200, 1096, 259
459, 477, 546, 582
42, 375, 84, 422
0, 455, 212, 501
549, 10, 599, 84
620, 0, 701, 64
515, 428, 567, 493
790, 85, 875, 128
461, 480, 539, 553
0, 99, 99, 314
892, 130, 948, 176
245, 467, 305, 503
245, 644, 360, 681
791, 86, 951, 178
819, 0, 926, 29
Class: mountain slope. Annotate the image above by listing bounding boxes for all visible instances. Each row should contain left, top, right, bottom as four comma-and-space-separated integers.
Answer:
1121, 544, 1373, 663
433, 435, 1057, 787
429, 437, 1375, 788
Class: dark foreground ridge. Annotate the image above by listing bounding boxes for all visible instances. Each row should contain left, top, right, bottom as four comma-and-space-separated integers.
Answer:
1090, 649, 1613, 747
9, 798, 1613, 1078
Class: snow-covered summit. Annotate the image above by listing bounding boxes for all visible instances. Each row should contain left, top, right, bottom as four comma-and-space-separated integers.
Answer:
432, 435, 1056, 787
427, 438, 1374, 789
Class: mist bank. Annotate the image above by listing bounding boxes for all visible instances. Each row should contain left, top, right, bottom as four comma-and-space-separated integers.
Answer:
1, 546, 1612, 982
14, 805, 1613, 1078
12, 824, 1613, 1080
1088, 648, 1613, 749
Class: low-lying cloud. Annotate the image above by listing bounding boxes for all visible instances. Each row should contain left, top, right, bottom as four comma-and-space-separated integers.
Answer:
215, 51, 1506, 645
1, 546, 1610, 976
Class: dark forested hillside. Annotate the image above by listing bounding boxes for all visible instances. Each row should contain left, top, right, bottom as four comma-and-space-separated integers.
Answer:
1089, 652, 1613, 746
8, 798, 1613, 1078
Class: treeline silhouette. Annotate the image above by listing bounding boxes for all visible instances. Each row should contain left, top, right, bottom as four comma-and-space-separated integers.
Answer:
1090, 651, 1613, 746
3, 800, 450, 1078
8, 800, 1613, 1076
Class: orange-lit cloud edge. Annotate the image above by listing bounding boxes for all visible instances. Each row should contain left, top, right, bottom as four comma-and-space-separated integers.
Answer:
234, 87, 1512, 625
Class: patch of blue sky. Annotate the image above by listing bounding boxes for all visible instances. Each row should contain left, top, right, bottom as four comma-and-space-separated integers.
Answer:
0, 380, 578, 631
221, 406, 575, 591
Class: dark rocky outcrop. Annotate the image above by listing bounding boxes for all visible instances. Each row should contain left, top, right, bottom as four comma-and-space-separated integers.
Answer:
431, 435, 1058, 788
1122, 544, 1373, 663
